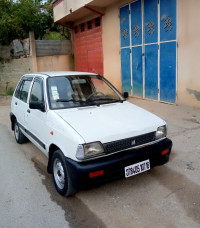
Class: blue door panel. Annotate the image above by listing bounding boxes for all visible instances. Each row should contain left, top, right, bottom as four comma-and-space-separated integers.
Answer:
131, 0, 142, 46
120, 0, 176, 102
121, 48, 131, 94
120, 5, 130, 48
144, 0, 158, 44
160, 0, 176, 42
160, 42, 176, 103
132, 46, 143, 97
145, 44, 158, 100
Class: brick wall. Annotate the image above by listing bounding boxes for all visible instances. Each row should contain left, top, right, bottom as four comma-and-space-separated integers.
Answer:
73, 17, 103, 75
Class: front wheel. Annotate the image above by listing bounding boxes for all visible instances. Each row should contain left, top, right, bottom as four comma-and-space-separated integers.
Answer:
51, 150, 76, 196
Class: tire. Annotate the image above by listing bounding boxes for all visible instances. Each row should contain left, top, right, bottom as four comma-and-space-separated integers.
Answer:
51, 150, 76, 196
14, 120, 27, 144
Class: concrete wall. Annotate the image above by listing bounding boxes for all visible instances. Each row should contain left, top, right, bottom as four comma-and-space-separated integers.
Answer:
177, 0, 200, 108
0, 58, 33, 94
0, 31, 74, 94
0, 45, 10, 59
37, 55, 74, 72
0, 54, 74, 94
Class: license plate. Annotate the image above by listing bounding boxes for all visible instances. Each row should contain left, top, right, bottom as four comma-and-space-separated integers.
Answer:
125, 159, 150, 178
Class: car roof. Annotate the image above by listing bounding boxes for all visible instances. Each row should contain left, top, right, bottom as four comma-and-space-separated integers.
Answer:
23, 71, 98, 79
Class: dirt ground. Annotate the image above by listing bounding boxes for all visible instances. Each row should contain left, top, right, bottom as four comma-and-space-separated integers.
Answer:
0, 96, 200, 228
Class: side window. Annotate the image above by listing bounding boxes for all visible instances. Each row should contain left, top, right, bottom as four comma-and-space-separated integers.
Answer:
14, 80, 23, 98
30, 80, 43, 102
19, 80, 32, 103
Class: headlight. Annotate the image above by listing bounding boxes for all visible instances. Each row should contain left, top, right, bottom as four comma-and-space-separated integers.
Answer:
155, 125, 167, 139
76, 142, 104, 160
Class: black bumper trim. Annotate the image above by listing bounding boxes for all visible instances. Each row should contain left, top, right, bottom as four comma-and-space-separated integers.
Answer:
65, 138, 172, 190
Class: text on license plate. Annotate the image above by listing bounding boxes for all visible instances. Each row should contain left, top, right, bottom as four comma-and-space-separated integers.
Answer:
125, 159, 150, 178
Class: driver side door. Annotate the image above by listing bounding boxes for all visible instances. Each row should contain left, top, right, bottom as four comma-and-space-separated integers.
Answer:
26, 77, 49, 155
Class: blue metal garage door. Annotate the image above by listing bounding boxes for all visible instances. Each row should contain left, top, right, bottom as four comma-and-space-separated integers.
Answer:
160, 0, 177, 103
120, 5, 131, 94
144, 0, 158, 100
131, 1, 143, 97
120, 0, 177, 103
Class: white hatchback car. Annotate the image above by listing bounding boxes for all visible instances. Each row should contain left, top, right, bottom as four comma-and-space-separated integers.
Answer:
10, 72, 172, 196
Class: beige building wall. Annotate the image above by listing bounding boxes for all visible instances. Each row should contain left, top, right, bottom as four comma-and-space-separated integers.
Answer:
102, 0, 130, 92
103, 0, 200, 108
36, 55, 74, 72
53, 0, 200, 108
177, 0, 200, 108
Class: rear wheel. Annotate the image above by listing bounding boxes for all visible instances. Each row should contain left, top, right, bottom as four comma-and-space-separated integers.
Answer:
51, 150, 76, 196
14, 120, 27, 144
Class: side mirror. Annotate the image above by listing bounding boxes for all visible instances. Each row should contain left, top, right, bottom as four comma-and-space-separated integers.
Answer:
123, 92, 129, 99
29, 101, 45, 112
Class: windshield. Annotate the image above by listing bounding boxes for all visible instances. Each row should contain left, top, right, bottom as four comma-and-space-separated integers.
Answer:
47, 75, 123, 109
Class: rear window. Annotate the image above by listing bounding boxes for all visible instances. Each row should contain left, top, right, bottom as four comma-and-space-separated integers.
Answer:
15, 78, 32, 103
14, 80, 23, 99
19, 80, 32, 103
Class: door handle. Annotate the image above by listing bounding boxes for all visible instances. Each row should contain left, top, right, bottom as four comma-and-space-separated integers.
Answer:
15, 102, 17, 105
27, 109, 30, 113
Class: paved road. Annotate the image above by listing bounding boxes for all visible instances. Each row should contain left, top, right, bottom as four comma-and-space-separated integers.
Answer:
0, 97, 200, 228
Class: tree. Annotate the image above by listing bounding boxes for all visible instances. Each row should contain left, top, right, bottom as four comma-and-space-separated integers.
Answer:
0, 0, 59, 45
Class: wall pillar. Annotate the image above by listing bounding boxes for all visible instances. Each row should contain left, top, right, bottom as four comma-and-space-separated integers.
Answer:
29, 31, 38, 72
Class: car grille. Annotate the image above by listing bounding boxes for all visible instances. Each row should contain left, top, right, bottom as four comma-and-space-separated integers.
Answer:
103, 132, 156, 154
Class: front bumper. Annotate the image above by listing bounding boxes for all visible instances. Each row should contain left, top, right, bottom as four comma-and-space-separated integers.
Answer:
65, 138, 172, 190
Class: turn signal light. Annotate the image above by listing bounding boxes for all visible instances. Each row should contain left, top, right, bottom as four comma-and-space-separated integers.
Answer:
89, 170, 104, 178
161, 148, 169, 155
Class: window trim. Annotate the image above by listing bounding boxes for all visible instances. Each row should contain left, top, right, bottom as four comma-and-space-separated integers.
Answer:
75, 26, 78, 34
95, 17, 101, 27
80, 23, 85, 32
87, 20, 92, 30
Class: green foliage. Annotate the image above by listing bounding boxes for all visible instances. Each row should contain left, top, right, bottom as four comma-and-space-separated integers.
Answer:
0, 0, 59, 45
6, 87, 14, 96
0, 87, 14, 96
43, 31, 66, 40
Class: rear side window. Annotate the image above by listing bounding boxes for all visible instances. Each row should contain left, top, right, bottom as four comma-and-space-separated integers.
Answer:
19, 80, 32, 103
14, 80, 23, 98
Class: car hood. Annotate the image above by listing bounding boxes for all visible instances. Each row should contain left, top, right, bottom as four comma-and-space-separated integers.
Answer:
54, 101, 166, 143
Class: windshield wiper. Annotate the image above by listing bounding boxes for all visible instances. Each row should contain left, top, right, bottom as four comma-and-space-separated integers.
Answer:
91, 98, 124, 103
56, 99, 84, 103
56, 99, 99, 107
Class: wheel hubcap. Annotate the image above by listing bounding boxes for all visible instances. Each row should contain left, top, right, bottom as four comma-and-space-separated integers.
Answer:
53, 158, 65, 189
15, 124, 19, 141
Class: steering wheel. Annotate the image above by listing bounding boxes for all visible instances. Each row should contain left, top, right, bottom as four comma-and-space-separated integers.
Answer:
86, 91, 105, 101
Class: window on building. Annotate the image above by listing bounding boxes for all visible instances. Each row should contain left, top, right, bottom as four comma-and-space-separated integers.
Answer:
81, 23, 85, 32
75, 26, 78, 34
95, 17, 101, 27
87, 21, 92, 29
